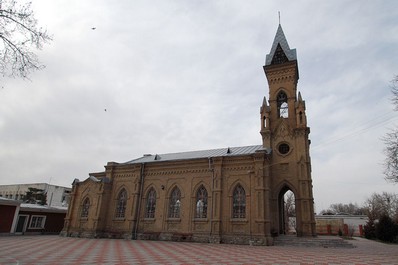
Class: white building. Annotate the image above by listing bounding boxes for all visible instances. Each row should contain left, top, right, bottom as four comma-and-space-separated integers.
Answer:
0, 183, 71, 207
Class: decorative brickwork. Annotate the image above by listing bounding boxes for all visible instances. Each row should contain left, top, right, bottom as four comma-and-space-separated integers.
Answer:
62, 24, 316, 245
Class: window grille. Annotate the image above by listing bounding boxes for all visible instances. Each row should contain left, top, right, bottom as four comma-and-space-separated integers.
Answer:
115, 189, 127, 218
196, 185, 208, 218
232, 184, 246, 218
81, 198, 90, 218
145, 188, 157, 218
168, 187, 181, 218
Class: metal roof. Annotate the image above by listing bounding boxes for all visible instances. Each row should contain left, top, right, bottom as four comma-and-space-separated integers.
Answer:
123, 145, 270, 164
265, 24, 297, 66
20, 203, 67, 213
0, 197, 21, 206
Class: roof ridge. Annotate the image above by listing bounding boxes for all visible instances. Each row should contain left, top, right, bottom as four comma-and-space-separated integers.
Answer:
123, 144, 265, 164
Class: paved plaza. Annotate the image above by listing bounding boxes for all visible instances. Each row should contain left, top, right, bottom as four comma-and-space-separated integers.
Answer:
0, 235, 397, 264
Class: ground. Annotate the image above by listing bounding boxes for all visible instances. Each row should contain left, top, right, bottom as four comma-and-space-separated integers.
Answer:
0, 235, 397, 264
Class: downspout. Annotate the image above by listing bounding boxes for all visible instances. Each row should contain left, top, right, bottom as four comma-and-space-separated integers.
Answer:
133, 163, 145, 239
209, 157, 214, 238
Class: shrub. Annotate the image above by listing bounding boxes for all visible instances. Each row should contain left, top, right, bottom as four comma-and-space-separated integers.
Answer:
375, 214, 398, 243
364, 219, 376, 239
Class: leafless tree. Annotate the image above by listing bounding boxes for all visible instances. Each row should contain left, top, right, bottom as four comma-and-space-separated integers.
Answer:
319, 202, 366, 215
383, 75, 398, 183
391, 75, 398, 111
365, 192, 398, 222
0, 0, 52, 80
284, 190, 296, 234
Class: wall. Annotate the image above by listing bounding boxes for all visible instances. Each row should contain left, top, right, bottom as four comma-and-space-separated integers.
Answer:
315, 215, 367, 236
0, 205, 17, 233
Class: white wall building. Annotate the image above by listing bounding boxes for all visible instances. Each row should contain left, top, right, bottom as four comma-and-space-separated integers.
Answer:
0, 183, 71, 207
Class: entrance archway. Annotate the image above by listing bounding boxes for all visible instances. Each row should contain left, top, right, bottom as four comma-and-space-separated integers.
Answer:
278, 187, 296, 235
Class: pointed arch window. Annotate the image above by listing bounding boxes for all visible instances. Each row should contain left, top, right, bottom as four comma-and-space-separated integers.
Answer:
115, 189, 127, 218
145, 188, 157, 218
195, 185, 208, 218
232, 184, 246, 219
168, 187, 181, 218
277, 91, 288, 118
81, 198, 90, 218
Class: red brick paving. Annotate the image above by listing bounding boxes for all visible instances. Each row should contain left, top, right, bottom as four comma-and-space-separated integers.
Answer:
0, 235, 397, 264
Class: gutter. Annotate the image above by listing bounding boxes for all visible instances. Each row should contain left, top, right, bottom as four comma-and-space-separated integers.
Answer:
133, 163, 145, 239
209, 157, 214, 238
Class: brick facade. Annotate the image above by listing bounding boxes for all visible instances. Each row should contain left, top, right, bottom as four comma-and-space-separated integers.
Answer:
61, 24, 317, 245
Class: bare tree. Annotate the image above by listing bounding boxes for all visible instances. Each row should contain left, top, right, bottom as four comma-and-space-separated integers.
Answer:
365, 192, 398, 221
0, 0, 52, 80
391, 75, 398, 111
284, 190, 296, 234
383, 75, 398, 183
320, 202, 366, 215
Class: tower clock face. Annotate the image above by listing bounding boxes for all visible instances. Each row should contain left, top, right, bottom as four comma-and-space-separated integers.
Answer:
278, 143, 290, 155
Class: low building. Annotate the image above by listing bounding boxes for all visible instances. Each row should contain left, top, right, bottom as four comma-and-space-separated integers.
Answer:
0, 197, 67, 235
315, 215, 368, 237
0, 183, 71, 207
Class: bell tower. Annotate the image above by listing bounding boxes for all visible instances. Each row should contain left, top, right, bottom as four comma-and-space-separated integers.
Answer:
260, 24, 316, 237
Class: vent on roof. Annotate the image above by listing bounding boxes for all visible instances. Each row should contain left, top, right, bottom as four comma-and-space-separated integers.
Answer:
154, 154, 161, 160
227, 147, 231, 154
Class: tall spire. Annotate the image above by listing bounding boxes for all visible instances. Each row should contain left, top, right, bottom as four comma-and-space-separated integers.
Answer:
265, 24, 297, 66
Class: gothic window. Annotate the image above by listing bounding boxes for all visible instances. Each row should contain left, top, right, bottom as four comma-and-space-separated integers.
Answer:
277, 91, 288, 118
168, 187, 181, 218
195, 185, 208, 218
145, 188, 157, 218
81, 198, 90, 218
115, 189, 127, 218
271, 44, 289, 65
232, 184, 246, 219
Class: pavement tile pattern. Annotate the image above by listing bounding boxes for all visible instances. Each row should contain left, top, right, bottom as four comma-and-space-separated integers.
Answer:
0, 235, 397, 265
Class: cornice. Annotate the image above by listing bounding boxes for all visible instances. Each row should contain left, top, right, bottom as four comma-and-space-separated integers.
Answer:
145, 168, 210, 176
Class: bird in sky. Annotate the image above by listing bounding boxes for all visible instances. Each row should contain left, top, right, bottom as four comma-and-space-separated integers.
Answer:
92, 27, 96, 30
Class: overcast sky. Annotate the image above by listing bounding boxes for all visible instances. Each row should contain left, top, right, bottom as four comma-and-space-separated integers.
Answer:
1, 0, 397, 212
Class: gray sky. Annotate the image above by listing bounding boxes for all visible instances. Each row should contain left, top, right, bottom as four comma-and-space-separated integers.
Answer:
1, 0, 397, 212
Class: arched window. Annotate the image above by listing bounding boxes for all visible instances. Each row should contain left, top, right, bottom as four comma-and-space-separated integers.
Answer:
168, 187, 181, 218
232, 184, 246, 218
277, 91, 288, 118
81, 198, 90, 218
115, 189, 127, 218
195, 185, 208, 218
145, 188, 157, 218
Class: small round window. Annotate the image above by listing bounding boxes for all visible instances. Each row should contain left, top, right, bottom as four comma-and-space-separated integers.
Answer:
278, 143, 290, 155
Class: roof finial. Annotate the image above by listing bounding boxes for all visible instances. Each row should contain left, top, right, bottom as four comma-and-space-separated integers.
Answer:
278, 11, 281, 25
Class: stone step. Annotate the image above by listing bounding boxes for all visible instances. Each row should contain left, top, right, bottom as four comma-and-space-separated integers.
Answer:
273, 235, 355, 248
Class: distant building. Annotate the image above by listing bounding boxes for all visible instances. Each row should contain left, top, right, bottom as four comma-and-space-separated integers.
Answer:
0, 197, 67, 235
315, 214, 368, 237
0, 183, 71, 207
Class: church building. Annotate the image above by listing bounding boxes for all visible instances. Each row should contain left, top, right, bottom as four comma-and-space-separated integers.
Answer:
61, 24, 316, 245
